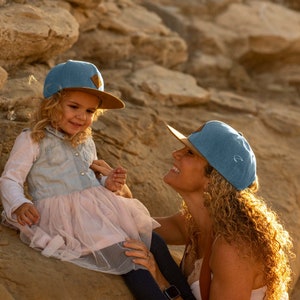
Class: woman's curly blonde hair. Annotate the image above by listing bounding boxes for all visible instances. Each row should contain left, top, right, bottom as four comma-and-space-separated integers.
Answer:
30, 91, 103, 147
183, 167, 293, 300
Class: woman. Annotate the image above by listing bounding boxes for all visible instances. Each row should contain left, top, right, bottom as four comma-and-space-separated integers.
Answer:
124, 120, 293, 300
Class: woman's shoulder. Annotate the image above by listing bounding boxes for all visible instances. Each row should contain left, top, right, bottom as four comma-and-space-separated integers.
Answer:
211, 235, 254, 264
210, 235, 265, 288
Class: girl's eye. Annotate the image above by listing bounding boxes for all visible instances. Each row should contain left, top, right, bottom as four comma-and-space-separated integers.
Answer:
69, 105, 78, 109
87, 109, 96, 114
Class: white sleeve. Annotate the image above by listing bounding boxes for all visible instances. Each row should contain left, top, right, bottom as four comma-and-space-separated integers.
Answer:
100, 176, 108, 187
0, 130, 39, 220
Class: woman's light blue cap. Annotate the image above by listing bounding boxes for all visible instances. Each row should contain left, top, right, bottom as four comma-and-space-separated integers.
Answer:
43, 60, 124, 109
167, 120, 257, 190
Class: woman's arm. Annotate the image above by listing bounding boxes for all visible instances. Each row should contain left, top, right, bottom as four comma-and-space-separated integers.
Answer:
209, 237, 256, 300
124, 238, 185, 300
154, 212, 188, 245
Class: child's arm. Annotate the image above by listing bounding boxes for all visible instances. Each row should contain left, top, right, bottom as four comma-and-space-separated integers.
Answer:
90, 160, 132, 198
0, 130, 39, 225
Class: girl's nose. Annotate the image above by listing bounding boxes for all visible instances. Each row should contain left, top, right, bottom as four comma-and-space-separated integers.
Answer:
76, 112, 87, 120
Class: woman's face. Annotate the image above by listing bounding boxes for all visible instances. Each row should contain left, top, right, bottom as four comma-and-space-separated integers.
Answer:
57, 90, 99, 136
164, 146, 210, 195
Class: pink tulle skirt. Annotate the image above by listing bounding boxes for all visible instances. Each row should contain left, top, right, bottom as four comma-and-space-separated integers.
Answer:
7, 185, 159, 274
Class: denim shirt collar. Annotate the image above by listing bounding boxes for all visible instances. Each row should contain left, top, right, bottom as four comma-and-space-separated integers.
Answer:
45, 125, 66, 140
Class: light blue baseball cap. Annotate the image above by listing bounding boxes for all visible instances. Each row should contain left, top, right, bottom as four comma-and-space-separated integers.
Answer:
43, 60, 124, 109
167, 120, 257, 190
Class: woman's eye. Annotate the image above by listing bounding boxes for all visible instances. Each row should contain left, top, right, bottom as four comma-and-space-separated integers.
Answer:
187, 149, 194, 155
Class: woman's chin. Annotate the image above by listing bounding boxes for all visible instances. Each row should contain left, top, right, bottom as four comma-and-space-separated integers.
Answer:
163, 172, 176, 186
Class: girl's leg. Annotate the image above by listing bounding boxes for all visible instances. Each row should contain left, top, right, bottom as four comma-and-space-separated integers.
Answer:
122, 268, 167, 300
150, 232, 195, 300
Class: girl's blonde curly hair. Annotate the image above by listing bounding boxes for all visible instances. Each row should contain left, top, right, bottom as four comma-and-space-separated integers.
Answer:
182, 167, 293, 300
30, 91, 103, 147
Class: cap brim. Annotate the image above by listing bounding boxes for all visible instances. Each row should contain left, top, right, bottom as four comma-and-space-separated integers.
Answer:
166, 124, 202, 157
64, 87, 125, 109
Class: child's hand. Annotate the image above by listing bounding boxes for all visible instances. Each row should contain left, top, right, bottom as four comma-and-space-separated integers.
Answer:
105, 167, 128, 193
14, 203, 40, 226
90, 160, 132, 198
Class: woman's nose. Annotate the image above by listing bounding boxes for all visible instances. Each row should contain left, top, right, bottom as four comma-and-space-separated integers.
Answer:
172, 149, 182, 160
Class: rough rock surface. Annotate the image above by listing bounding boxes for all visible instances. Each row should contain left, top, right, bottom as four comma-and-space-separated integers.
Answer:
0, 0, 300, 299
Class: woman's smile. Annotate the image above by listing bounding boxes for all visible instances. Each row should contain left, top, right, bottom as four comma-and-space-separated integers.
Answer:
170, 165, 180, 174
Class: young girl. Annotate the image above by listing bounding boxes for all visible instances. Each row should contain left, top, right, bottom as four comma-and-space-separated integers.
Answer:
0, 60, 196, 299
0, 60, 160, 275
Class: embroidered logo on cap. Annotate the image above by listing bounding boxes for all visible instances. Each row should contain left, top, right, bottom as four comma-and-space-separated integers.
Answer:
91, 74, 102, 89
233, 155, 244, 163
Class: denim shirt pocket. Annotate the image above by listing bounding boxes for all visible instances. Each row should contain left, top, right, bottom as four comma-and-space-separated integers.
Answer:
44, 142, 69, 166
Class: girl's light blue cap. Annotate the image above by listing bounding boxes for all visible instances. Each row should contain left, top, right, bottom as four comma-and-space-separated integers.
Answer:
167, 120, 257, 190
43, 60, 124, 109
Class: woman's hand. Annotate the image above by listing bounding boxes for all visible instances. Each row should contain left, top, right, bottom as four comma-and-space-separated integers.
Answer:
14, 203, 40, 226
124, 239, 170, 290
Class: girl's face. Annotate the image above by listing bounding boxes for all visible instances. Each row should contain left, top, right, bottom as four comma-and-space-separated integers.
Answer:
58, 90, 99, 136
163, 146, 210, 195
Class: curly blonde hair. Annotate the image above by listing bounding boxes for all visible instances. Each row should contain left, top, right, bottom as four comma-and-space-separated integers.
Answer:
30, 91, 103, 147
183, 168, 293, 300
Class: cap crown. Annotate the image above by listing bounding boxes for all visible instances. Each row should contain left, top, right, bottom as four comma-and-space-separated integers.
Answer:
43, 60, 124, 109
43, 60, 104, 98
188, 121, 256, 190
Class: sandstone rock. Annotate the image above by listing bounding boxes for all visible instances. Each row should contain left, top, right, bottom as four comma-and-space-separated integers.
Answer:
209, 90, 258, 114
69, 0, 187, 68
216, 1, 300, 70
128, 64, 210, 106
0, 3, 79, 69
0, 283, 14, 300
66, 0, 102, 8
0, 0, 300, 299
260, 103, 300, 136
0, 67, 8, 90
0, 225, 133, 300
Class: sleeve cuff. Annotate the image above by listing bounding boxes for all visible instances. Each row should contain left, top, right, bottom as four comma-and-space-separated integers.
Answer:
100, 176, 108, 187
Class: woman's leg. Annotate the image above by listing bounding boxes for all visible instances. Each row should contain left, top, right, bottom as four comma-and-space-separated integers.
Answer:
122, 232, 195, 300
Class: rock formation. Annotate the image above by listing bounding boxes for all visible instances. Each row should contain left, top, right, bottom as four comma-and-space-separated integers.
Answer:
0, 0, 299, 299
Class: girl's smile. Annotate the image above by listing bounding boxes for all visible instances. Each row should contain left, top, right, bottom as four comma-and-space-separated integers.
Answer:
57, 90, 99, 136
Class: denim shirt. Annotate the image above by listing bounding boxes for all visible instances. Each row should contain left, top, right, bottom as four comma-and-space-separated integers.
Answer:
27, 127, 100, 201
